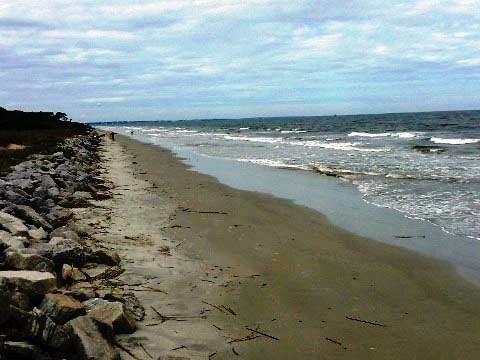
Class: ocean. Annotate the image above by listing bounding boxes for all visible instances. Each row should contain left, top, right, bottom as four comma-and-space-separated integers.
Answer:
97, 110, 480, 242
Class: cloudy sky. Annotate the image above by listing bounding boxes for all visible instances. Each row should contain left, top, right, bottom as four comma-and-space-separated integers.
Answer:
1, 0, 479, 121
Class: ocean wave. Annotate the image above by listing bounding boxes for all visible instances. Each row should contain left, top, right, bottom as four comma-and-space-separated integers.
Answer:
430, 137, 480, 145
280, 129, 307, 134
348, 131, 420, 139
300, 140, 390, 152
236, 158, 308, 170
223, 135, 284, 144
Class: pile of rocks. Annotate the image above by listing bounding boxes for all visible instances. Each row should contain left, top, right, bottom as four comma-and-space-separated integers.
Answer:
0, 131, 139, 359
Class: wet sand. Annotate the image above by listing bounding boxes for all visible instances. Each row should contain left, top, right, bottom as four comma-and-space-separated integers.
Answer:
92, 134, 480, 359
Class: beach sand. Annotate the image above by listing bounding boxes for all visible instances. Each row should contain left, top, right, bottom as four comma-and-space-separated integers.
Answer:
84, 134, 480, 359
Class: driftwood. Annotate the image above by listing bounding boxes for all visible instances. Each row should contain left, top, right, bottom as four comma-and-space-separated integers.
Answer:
172, 345, 186, 351
151, 306, 206, 323
202, 301, 229, 315
345, 316, 386, 327
114, 340, 142, 360
245, 327, 280, 341
139, 343, 153, 359
325, 337, 342, 346
228, 335, 261, 344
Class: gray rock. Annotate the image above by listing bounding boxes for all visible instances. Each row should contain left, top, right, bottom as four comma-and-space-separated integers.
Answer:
83, 298, 108, 312
45, 206, 73, 227
10, 291, 30, 311
6, 249, 55, 272
27, 242, 53, 258
0, 212, 29, 236
88, 249, 121, 266
50, 226, 81, 242
0, 230, 26, 250
28, 227, 48, 241
0, 278, 11, 325
50, 238, 85, 267
0, 341, 52, 360
88, 301, 136, 336
0, 271, 56, 296
8, 306, 73, 351
39, 293, 86, 324
60, 191, 92, 208
61, 264, 87, 283
6, 179, 37, 193
2, 204, 53, 232
68, 316, 120, 360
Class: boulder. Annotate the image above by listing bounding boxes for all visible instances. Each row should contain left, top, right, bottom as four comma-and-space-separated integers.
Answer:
49, 238, 85, 267
39, 293, 86, 324
60, 191, 92, 208
83, 298, 108, 312
88, 249, 121, 266
45, 206, 73, 228
88, 301, 136, 335
0, 341, 52, 360
0, 212, 29, 236
81, 263, 111, 279
2, 204, 53, 232
6, 249, 55, 272
0, 230, 26, 250
68, 316, 120, 360
49, 226, 81, 242
28, 227, 48, 241
0, 271, 56, 296
10, 291, 30, 311
61, 264, 87, 283
7, 306, 73, 351
27, 242, 53, 258
0, 278, 11, 325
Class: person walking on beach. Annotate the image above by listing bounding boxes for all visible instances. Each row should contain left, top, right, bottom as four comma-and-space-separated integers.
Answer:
109, 131, 116, 140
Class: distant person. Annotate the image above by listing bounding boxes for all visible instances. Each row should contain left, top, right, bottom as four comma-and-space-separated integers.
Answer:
109, 131, 116, 140
130, 130, 134, 135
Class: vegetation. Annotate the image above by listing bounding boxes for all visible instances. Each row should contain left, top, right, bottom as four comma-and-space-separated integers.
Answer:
0, 107, 89, 175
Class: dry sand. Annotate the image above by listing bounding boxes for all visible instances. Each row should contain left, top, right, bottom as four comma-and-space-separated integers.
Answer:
81, 134, 480, 359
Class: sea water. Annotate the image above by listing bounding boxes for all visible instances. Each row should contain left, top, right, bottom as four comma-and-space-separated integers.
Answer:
98, 110, 480, 243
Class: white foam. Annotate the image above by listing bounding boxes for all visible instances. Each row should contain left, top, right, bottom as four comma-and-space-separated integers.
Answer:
348, 131, 420, 139
223, 135, 283, 144
236, 158, 307, 169
430, 137, 479, 145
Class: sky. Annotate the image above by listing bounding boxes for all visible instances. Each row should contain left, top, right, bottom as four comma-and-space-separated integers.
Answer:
0, 0, 479, 122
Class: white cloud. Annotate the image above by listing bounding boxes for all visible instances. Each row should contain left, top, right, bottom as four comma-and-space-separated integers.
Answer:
456, 58, 480, 66
80, 97, 128, 104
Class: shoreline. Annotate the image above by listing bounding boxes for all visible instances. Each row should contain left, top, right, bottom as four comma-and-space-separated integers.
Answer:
104, 134, 480, 359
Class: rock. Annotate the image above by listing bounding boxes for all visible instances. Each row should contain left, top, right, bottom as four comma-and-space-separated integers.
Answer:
49, 238, 85, 267
68, 316, 120, 360
103, 292, 145, 321
88, 249, 121, 266
10, 291, 30, 311
0, 230, 26, 250
28, 227, 48, 241
2, 204, 53, 232
0, 341, 52, 360
88, 301, 136, 336
39, 293, 86, 324
7, 306, 73, 351
61, 264, 87, 283
27, 242, 53, 258
81, 263, 111, 279
83, 298, 108, 312
45, 206, 73, 228
0, 212, 29, 236
60, 191, 92, 208
6, 249, 55, 272
158, 357, 191, 360
0, 271, 56, 296
0, 278, 11, 325
6, 178, 37, 193
49, 226, 81, 242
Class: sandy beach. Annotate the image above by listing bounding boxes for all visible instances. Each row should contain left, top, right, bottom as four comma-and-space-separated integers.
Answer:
86, 134, 480, 359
